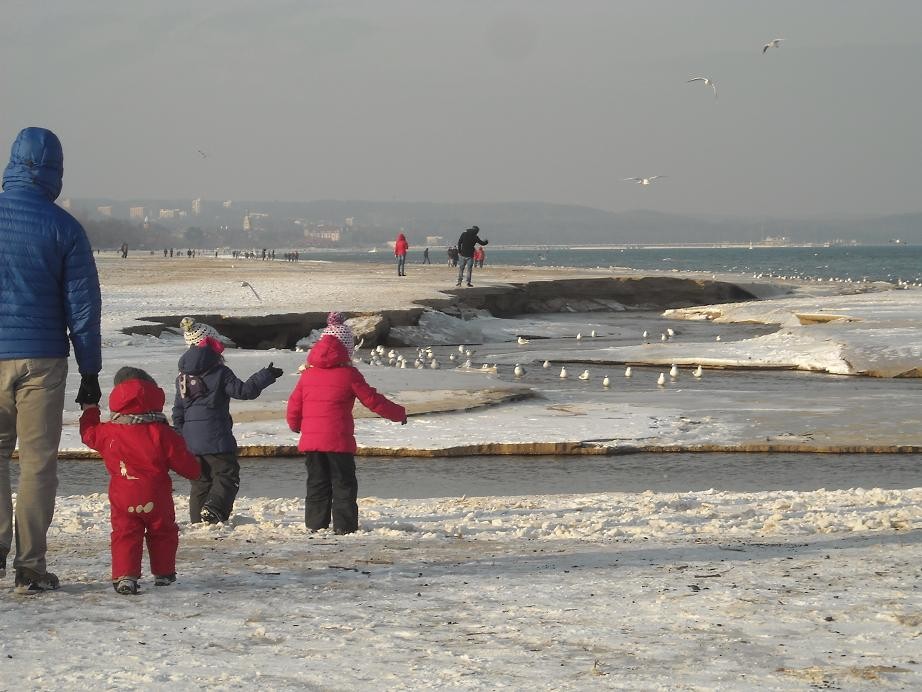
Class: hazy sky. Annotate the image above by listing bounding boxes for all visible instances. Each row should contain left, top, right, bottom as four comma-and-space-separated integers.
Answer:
1, 1, 920, 216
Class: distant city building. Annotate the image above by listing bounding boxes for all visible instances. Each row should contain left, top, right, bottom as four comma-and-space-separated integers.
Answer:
96, 205, 113, 217
425, 235, 444, 246
129, 206, 146, 220
222, 200, 233, 208
304, 225, 342, 243
243, 211, 270, 233
344, 217, 354, 228
159, 208, 178, 219
192, 198, 202, 215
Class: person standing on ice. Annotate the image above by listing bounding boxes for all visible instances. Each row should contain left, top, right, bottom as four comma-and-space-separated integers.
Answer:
394, 232, 409, 276
172, 319, 283, 524
286, 313, 406, 534
455, 225, 488, 287
0, 127, 102, 594
80, 367, 200, 595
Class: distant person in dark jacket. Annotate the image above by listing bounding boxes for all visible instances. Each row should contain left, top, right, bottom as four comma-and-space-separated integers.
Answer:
456, 225, 489, 287
0, 127, 102, 594
172, 319, 283, 524
422, 247, 431, 264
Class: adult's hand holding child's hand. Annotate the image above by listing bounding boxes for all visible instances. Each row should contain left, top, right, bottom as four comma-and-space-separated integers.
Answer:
75, 373, 101, 405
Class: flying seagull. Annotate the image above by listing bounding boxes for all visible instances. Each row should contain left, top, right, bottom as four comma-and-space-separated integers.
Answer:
197, 148, 208, 158
624, 176, 665, 186
687, 76, 718, 100
241, 281, 261, 301
763, 38, 784, 54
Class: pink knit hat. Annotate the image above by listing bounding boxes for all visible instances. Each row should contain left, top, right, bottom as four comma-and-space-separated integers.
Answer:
321, 311, 354, 352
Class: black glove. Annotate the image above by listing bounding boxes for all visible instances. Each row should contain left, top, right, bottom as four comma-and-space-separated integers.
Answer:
401, 417, 408, 425
267, 362, 284, 379
75, 373, 102, 405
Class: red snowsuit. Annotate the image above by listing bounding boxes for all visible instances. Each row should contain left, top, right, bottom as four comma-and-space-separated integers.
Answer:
286, 334, 406, 452
80, 378, 200, 580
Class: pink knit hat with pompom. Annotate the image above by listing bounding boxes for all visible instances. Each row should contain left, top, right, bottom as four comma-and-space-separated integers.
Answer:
321, 311, 354, 352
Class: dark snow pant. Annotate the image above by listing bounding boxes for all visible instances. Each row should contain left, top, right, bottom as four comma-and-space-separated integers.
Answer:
304, 452, 358, 534
189, 453, 239, 523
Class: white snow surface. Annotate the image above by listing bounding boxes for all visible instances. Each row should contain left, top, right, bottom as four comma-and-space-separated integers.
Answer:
4, 489, 920, 690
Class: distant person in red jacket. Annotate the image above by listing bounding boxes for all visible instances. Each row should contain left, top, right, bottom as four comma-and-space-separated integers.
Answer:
394, 232, 409, 276
286, 315, 406, 534
80, 367, 201, 595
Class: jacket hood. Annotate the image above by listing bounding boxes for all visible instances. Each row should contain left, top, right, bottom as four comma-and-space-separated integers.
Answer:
108, 378, 166, 414
396, 233, 406, 241
2, 127, 64, 201
178, 343, 222, 375
308, 334, 349, 369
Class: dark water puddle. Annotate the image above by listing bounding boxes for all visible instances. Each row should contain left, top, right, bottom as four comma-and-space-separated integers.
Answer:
48, 453, 922, 500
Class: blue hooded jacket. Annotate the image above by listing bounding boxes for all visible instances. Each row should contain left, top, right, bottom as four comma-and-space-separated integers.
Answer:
0, 127, 102, 373
171, 345, 278, 455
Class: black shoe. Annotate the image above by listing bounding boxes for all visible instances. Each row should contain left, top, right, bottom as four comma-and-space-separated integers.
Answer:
466, 283, 473, 287
14, 567, 60, 595
154, 573, 176, 586
113, 577, 139, 595
455, 282, 461, 287
200, 506, 222, 524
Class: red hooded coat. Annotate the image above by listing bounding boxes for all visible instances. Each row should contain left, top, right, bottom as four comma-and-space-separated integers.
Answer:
80, 378, 200, 579
286, 334, 406, 453
394, 233, 409, 257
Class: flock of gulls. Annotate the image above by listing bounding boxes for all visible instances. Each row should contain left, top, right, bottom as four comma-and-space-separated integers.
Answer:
353, 327, 710, 390
624, 37, 785, 186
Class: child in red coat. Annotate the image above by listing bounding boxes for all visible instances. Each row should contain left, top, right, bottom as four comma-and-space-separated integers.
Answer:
80, 367, 200, 594
286, 318, 406, 534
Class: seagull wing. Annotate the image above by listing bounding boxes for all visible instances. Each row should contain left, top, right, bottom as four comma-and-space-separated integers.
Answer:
687, 77, 708, 83
762, 44, 770, 53
623, 177, 643, 182
649, 175, 665, 181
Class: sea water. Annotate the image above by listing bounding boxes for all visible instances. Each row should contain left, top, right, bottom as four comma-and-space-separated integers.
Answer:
305, 245, 922, 284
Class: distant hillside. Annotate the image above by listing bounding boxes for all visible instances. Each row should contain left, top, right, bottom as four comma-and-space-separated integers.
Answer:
69, 197, 922, 247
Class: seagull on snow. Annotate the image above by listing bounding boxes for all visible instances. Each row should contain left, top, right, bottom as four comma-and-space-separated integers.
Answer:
687, 76, 718, 100
763, 38, 784, 54
517, 336, 530, 345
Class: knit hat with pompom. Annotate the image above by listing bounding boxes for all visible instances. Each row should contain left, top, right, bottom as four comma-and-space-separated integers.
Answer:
321, 311, 354, 353
180, 317, 224, 352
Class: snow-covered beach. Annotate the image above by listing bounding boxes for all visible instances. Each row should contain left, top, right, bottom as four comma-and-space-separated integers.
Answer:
4, 254, 922, 689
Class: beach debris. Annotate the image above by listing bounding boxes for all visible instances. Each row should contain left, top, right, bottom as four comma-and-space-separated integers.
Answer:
240, 281, 261, 301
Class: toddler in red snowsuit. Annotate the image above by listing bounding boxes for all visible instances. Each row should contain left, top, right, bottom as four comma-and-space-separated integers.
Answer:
80, 367, 200, 594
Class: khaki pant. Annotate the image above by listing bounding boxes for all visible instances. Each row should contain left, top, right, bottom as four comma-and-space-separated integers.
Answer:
0, 358, 67, 573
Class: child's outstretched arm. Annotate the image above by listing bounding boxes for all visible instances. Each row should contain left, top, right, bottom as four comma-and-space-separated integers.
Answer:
285, 376, 304, 433
162, 427, 201, 480
351, 371, 406, 423
223, 363, 280, 400
79, 405, 104, 451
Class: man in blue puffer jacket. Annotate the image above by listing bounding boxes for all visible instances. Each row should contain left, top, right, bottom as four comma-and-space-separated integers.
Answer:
0, 127, 102, 594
